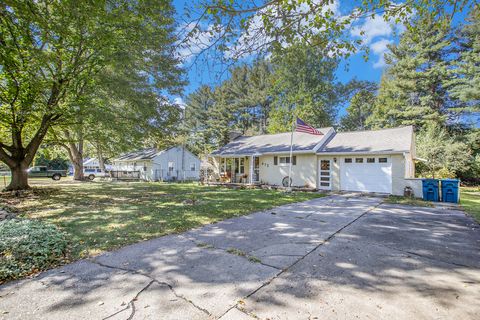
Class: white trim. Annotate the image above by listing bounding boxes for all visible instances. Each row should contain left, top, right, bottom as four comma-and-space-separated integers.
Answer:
213, 149, 410, 157
313, 128, 335, 152
318, 158, 332, 190
317, 151, 409, 155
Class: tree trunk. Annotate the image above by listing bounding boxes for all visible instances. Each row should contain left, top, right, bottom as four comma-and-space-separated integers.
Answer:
6, 162, 30, 191
68, 144, 84, 181
62, 129, 85, 181
96, 143, 106, 172
1, 115, 57, 191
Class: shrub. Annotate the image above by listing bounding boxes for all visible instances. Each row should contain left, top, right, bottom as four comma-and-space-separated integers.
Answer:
0, 219, 69, 283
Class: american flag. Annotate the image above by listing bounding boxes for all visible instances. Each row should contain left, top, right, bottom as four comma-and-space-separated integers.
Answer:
296, 118, 323, 135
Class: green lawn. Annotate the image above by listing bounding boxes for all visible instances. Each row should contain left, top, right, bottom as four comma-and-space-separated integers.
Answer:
0, 181, 323, 258
383, 195, 434, 207
461, 187, 480, 223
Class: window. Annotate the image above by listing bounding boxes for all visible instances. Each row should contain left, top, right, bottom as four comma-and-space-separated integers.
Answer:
320, 160, 330, 170
355, 158, 364, 163
367, 158, 375, 163
220, 158, 226, 173
345, 158, 352, 163
168, 161, 174, 172
278, 156, 296, 166
279, 156, 290, 164
234, 158, 244, 174
379, 158, 388, 163
190, 163, 196, 171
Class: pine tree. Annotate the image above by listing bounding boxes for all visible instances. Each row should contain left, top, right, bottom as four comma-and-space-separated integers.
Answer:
448, 5, 480, 108
368, 16, 462, 129
184, 86, 216, 155
340, 89, 377, 131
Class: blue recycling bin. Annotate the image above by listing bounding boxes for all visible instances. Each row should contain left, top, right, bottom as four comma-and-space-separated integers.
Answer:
441, 179, 460, 203
422, 179, 440, 202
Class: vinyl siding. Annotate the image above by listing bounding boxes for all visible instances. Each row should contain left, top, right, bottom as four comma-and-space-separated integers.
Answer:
259, 154, 317, 188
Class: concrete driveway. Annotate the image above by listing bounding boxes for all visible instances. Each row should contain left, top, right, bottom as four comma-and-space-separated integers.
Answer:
1, 194, 479, 320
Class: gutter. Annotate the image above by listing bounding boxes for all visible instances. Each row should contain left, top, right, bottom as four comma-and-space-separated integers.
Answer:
315, 150, 410, 155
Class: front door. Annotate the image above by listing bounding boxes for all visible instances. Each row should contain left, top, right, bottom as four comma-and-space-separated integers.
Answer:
318, 159, 332, 190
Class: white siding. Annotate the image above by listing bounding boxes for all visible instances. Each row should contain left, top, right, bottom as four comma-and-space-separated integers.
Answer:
258, 154, 317, 188
152, 147, 201, 181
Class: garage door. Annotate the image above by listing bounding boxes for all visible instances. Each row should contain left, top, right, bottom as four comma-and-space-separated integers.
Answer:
340, 157, 392, 193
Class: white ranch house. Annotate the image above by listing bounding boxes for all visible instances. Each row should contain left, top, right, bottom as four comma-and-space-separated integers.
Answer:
113, 146, 201, 181
210, 126, 423, 197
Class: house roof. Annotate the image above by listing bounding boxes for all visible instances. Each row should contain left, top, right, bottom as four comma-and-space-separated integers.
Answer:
114, 148, 162, 161
318, 126, 413, 154
211, 128, 333, 156
210, 126, 414, 157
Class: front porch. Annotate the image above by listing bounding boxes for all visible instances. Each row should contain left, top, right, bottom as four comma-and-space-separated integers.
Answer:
211, 155, 261, 184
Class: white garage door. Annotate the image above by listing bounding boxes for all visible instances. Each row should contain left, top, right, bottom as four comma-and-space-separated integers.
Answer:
340, 157, 392, 193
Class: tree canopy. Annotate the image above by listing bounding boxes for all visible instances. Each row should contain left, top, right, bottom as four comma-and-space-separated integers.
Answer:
0, 0, 184, 190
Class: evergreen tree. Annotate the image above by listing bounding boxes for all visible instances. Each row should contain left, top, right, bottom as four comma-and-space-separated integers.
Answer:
340, 89, 377, 131
448, 6, 480, 108
368, 16, 462, 129
184, 86, 216, 155
247, 60, 273, 133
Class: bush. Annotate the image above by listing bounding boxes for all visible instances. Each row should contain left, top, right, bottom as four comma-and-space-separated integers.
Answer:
0, 219, 69, 283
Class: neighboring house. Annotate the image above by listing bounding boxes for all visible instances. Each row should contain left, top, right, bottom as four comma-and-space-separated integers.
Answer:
210, 126, 421, 196
113, 146, 201, 181
83, 158, 114, 171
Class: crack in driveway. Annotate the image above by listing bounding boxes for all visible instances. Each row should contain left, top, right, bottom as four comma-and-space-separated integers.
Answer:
92, 260, 213, 319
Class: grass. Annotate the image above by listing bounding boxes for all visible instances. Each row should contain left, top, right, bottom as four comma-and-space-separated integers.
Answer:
0, 181, 323, 259
383, 195, 434, 207
460, 187, 480, 223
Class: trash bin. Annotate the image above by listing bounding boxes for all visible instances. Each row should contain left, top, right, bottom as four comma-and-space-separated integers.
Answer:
422, 179, 440, 202
441, 179, 460, 203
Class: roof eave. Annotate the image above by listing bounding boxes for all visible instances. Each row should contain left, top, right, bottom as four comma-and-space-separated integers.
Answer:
316, 150, 411, 155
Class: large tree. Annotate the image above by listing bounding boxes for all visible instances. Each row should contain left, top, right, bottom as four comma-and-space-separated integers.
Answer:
0, 0, 183, 190
447, 5, 480, 108
367, 15, 462, 129
267, 44, 342, 133
416, 123, 472, 178
339, 89, 377, 132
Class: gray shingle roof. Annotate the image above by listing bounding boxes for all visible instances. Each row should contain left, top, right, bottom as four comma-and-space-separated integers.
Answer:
211, 128, 333, 156
318, 126, 413, 153
115, 148, 161, 161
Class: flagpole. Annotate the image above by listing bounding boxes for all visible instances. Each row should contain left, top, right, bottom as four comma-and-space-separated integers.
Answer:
287, 119, 295, 192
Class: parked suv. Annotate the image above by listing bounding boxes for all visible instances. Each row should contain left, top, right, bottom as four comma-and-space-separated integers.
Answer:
28, 166, 67, 180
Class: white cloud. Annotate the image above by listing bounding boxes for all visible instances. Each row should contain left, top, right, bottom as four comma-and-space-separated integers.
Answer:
350, 9, 407, 69
173, 97, 186, 109
176, 23, 223, 64
370, 38, 393, 69
370, 38, 393, 55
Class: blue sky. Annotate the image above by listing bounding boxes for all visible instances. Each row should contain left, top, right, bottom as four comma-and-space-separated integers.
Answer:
172, 0, 406, 100
172, 0, 470, 116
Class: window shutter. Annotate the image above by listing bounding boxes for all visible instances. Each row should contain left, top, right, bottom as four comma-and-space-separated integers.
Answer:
292, 156, 297, 165
274, 156, 278, 165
